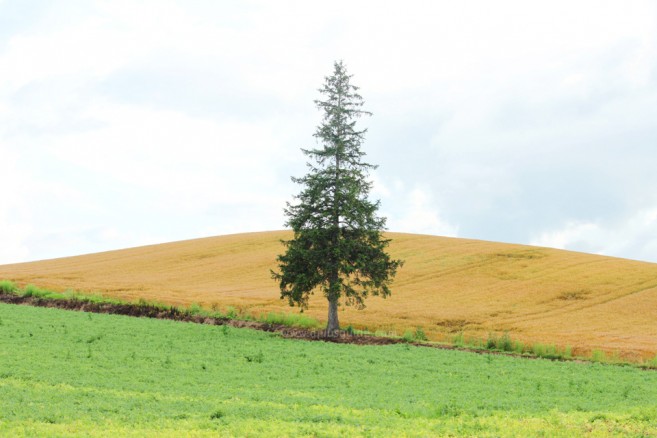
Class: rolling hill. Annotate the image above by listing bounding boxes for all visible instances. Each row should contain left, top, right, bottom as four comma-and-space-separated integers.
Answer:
1, 231, 656, 359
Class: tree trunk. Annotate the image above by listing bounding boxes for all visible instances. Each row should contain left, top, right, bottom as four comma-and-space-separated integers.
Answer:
327, 294, 340, 335
326, 85, 343, 337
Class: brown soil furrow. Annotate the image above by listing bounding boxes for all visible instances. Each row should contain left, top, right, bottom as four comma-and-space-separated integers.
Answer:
0, 292, 398, 345
4, 291, 653, 371
2, 231, 657, 358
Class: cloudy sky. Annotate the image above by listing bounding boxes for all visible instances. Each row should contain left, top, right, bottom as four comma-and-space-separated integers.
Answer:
2, 0, 657, 264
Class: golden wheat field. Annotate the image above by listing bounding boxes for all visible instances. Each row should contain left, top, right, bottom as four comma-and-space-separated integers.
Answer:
1, 231, 656, 360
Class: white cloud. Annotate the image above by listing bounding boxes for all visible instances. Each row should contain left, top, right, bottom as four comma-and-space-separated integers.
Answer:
531, 221, 603, 253
386, 185, 458, 237
0, 211, 31, 264
531, 208, 657, 262
1, 1, 657, 263
0, 148, 32, 263
45, 100, 293, 209
25, 224, 169, 261
1, 20, 135, 93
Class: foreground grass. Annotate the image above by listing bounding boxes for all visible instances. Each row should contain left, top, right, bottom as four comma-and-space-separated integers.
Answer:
1, 304, 657, 436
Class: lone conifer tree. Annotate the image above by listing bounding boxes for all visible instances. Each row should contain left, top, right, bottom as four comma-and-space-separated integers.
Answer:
272, 61, 403, 334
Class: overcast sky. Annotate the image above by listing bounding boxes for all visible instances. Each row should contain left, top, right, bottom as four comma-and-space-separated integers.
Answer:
2, 0, 657, 264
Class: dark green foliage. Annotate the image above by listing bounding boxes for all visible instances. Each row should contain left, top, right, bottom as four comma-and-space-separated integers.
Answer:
210, 410, 224, 420
498, 332, 513, 352
486, 333, 498, 350
244, 351, 264, 363
272, 61, 403, 331
0, 280, 17, 293
23, 284, 41, 297
414, 326, 428, 342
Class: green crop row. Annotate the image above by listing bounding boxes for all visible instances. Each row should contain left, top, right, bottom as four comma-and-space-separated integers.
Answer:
4, 279, 657, 370
449, 330, 657, 369
1, 303, 657, 436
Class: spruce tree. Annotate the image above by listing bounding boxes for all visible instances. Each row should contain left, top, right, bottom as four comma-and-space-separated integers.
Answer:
272, 61, 403, 334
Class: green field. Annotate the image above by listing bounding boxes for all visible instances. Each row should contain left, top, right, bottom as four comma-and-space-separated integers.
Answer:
1, 303, 656, 437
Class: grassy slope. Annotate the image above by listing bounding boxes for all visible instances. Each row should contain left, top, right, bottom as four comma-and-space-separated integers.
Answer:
1, 303, 656, 437
1, 231, 656, 359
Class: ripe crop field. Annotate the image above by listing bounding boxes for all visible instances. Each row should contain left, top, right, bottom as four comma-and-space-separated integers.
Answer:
1, 231, 657, 360
1, 303, 656, 437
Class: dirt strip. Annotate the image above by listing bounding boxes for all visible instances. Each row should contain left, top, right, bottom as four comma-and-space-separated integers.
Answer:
0, 292, 649, 368
0, 292, 400, 346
